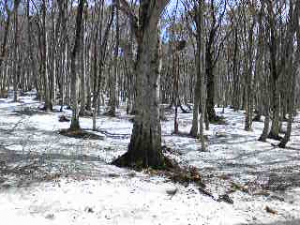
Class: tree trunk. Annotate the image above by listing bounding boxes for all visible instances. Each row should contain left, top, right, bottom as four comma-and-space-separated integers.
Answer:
108, 0, 120, 116
267, 2, 281, 140
190, 54, 201, 137
69, 0, 85, 131
173, 50, 179, 134
0, 0, 11, 97
113, 0, 169, 168
232, 27, 240, 111
278, 64, 296, 148
268, 78, 281, 139
79, 12, 86, 116
190, 1, 205, 145
198, 0, 206, 150
123, 40, 135, 114
244, 12, 255, 131
13, 0, 20, 102
259, 62, 270, 142
278, 3, 299, 148
206, 54, 216, 122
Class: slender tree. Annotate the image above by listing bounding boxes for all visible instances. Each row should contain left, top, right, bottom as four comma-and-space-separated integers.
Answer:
13, 0, 20, 102
108, 0, 120, 116
278, 0, 300, 148
0, 0, 11, 91
190, 0, 206, 149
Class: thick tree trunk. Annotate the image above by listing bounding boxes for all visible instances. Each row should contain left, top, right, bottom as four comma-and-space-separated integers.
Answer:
113, 0, 169, 168
267, 1, 281, 140
69, 0, 85, 131
115, 29, 163, 168
268, 78, 281, 139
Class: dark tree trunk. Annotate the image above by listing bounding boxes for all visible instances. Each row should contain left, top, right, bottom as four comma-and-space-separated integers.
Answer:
69, 0, 85, 131
232, 27, 240, 111
0, 1, 11, 91
108, 0, 120, 116
13, 0, 20, 102
206, 55, 216, 122
267, 2, 281, 140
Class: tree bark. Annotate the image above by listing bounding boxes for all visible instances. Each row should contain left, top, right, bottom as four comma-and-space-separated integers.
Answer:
267, 1, 281, 140
190, 0, 205, 147
244, 7, 255, 131
13, 0, 20, 102
41, 0, 52, 111
108, 0, 120, 116
0, 0, 11, 96
278, 1, 299, 148
70, 0, 85, 131
79, 7, 86, 116
113, 0, 169, 168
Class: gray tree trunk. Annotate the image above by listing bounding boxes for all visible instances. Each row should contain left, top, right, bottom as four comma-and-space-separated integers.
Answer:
198, 0, 206, 151
80, 15, 86, 116
0, 0, 11, 97
114, 0, 169, 168
13, 0, 20, 102
108, 0, 120, 116
190, 0, 206, 148
70, 0, 85, 131
244, 11, 255, 131
278, 2, 300, 148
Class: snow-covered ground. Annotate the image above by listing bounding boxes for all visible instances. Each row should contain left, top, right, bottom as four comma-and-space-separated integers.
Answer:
1, 92, 300, 225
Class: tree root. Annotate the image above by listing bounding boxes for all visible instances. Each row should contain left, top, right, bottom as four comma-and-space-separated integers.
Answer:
59, 129, 104, 140
268, 132, 283, 141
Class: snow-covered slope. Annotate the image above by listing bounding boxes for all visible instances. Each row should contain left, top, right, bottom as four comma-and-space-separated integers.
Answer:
0, 92, 300, 225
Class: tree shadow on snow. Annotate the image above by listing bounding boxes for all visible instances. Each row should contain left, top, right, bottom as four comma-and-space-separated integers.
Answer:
238, 219, 300, 225
0, 145, 107, 189
209, 133, 257, 145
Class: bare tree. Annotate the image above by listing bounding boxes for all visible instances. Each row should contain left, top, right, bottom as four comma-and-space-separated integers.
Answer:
13, 0, 20, 102
113, 0, 170, 168
278, 0, 300, 148
0, 0, 11, 97
189, 0, 206, 150
69, 0, 85, 131
107, 0, 120, 116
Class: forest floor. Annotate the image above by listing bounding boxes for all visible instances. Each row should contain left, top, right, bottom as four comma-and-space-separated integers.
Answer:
1, 91, 300, 225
